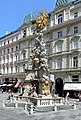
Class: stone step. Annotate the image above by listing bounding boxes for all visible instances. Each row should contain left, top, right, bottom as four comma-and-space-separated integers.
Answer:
34, 106, 54, 112
33, 104, 73, 113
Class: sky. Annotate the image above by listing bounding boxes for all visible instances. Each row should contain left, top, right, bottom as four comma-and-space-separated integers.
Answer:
0, 0, 55, 37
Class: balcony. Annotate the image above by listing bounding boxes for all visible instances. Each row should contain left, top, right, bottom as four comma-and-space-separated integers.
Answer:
70, 48, 80, 53
49, 50, 70, 58
50, 67, 81, 74
16, 58, 29, 63
1, 72, 26, 78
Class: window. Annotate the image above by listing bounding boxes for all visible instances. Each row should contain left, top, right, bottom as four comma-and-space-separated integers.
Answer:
15, 66, 17, 73
74, 12, 78, 18
12, 38, 13, 42
16, 46, 18, 51
58, 31, 62, 38
7, 67, 9, 73
16, 36, 18, 40
7, 49, 9, 53
74, 27, 78, 34
56, 59, 62, 69
72, 75, 79, 82
11, 66, 13, 73
11, 48, 13, 52
0, 51, 2, 55
56, 43, 62, 52
4, 50, 5, 54
11, 56, 13, 62
4, 42, 5, 45
23, 64, 25, 72
16, 55, 17, 61
28, 28, 30, 35
72, 40, 78, 49
73, 56, 78, 67
3, 67, 5, 74
8, 40, 9, 44
23, 53, 26, 60
23, 29, 26, 37
58, 14, 63, 24
7, 57, 9, 63
3, 58, 5, 63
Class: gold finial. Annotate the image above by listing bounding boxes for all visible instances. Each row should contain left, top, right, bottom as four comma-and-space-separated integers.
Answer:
36, 11, 49, 29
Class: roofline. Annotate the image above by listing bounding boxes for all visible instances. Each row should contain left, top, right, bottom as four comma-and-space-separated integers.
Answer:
0, 30, 18, 40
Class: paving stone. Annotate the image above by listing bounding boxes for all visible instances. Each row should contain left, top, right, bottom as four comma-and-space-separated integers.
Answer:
1, 93, 81, 120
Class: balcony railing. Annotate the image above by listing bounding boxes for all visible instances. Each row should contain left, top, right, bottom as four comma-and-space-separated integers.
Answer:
50, 67, 81, 73
49, 48, 80, 57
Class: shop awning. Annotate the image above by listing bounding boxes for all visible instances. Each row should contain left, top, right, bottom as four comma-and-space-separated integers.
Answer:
14, 82, 21, 88
0, 84, 7, 87
64, 83, 81, 91
7, 84, 13, 87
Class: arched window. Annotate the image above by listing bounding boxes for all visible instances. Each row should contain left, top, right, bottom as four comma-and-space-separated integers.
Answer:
72, 40, 78, 49
58, 14, 63, 24
72, 56, 78, 68
71, 36, 79, 50
56, 58, 62, 69
23, 64, 25, 72
55, 43, 62, 52
23, 53, 26, 60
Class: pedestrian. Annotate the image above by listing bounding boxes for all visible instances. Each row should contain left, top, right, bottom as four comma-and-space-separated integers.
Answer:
66, 92, 70, 99
7, 89, 13, 100
1, 88, 3, 93
78, 93, 81, 101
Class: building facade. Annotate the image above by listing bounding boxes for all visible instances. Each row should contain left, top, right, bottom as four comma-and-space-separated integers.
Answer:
49, 0, 81, 96
0, 0, 81, 96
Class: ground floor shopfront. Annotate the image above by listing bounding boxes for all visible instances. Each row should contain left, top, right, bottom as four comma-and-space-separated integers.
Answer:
53, 70, 81, 97
64, 82, 81, 98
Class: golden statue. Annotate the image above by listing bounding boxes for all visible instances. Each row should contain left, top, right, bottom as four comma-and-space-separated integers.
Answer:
36, 11, 49, 29
43, 81, 50, 96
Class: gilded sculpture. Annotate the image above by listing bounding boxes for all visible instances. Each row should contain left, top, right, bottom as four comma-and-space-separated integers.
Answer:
36, 11, 49, 29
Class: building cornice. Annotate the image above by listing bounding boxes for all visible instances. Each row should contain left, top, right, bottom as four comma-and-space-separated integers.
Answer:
0, 30, 18, 41
0, 41, 19, 50
44, 16, 81, 35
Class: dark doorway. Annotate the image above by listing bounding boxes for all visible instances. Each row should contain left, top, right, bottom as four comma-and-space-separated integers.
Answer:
55, 78, 63, 97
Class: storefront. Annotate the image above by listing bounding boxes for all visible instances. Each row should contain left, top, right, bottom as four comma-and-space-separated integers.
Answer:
64, 82, 81, 98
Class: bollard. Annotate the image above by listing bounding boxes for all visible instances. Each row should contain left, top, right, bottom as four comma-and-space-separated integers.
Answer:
65, 97, 68, 103
15, 101, 18, 108
54, 104, 57, 112
14, 97, 16, 103
24, 103, 27, 110
3, 100, 5, 108
30, 104, 33, 114
65, 97, 68, 105
63, 98, 65, 104
10, 97, 13, 103
60, 99, 63, 105
73, 101, 77, 109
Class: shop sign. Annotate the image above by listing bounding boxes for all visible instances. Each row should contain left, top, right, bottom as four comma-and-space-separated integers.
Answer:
64, 83, 81, 90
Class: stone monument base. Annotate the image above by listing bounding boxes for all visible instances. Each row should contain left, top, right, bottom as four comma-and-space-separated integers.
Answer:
38, 94, 52, 98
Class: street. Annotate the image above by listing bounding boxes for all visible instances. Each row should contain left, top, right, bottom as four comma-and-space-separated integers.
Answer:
0, 92, 81, 120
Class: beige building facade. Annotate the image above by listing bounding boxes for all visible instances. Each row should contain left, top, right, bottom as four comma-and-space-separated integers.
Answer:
0, 0, 81, 95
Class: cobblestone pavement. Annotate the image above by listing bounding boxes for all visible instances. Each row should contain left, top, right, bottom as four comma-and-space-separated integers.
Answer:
0, 92, 81, 120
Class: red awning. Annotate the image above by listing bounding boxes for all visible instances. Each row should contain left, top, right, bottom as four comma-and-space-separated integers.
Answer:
14, 82, 21, 88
